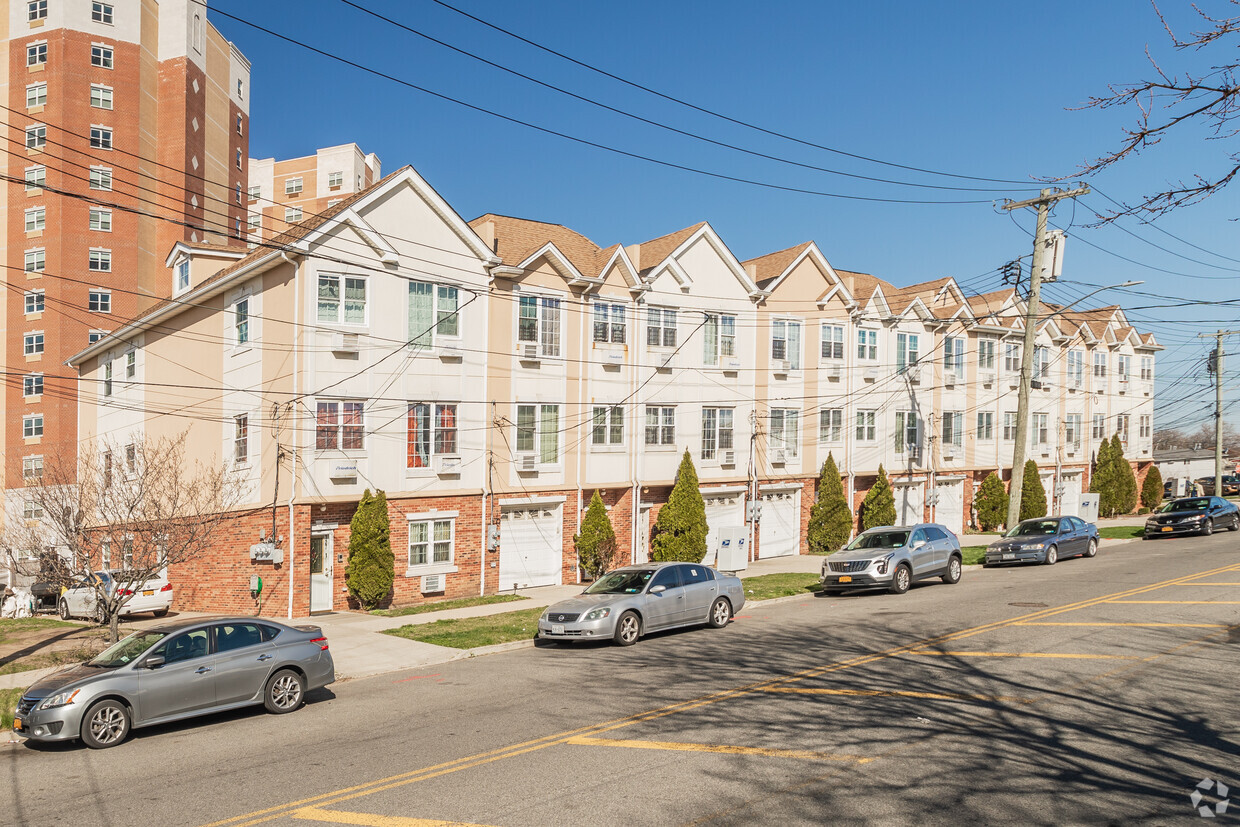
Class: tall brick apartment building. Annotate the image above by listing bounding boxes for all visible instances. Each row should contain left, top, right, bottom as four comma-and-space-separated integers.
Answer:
2, 1, 249, 500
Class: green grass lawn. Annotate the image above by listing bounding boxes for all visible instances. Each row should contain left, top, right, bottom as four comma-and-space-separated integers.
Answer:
1099, 525, 1145, 540
740, 572, 821, 600
1, 688, 22, 730
0, 617, 112, 677
371, 593, 528, 618
382, 607, 546, 649
0, 617, 78, 646
961, 545, 988, 565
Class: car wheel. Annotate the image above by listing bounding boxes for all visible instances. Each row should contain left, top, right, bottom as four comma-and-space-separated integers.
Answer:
888, 564, 911, 595
264, 669, 305, 714
79, 700, 130, 749
152, 608, 169, 618
613, 611, 640, 646
707, 597, 732, 628
1230, 515, 1239, 532
1083, 539, 1098, 558
942, 555, 962, 584
1203, 518, 1214, 536
1043, 545, 1058, 566
59, 599, 71, 620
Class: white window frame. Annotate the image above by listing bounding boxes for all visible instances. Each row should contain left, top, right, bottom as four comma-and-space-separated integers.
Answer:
408, 282, 461, 349
90, 85, 113, 110
944, 336, 964, 376
894, 411, 919, 454
591, 405, 624, 449
23, 332, 44, 356
857, 328, 878, 361
24, 290, 44, 315
103, 360, 113, 397
855, 410, 876, 442
646, 307, 677, 348
819, 409, 843, 443
700, 407, 734, 461
1032, 412, 1049, 445
92, 2, 114, 24
516, 294, 562, 357
942, 411, 963, 448
233, 296, 250, 346
23, 456, 43, 480
1092, 414, 1107, 440
89, 207, 112, 232
593, 302, 627, 345
315, 400, 365, 452
284, 206, 302, 224
23, 414, 43, 438
1065, 413, 1082, 450
408, 516, 455, 569
24, 373, 44, 398
702, 313, 735, 366
1093, 352, 1107, 378
89, 125, 113, 150
1140, 356, 1153, 381
1068, 350, 1085, 387
25, 248, 46, 272
1116, 354, 1131, 382
88, 289, 111, 312
89, 166, 112, 190
234, 414, 249, 465
978, 336, 997, 370
820, 323, 845, 360
644, 405, 676, 449
24, 501, 44, 520
247, 185, 260, 201
317, 274, 367, 326
91, 44, 113, 69
284, 177, 303, 196
88, 249, 111, 272
88, 330, 107, 345
976, 411, 994, 441
26, 124, 47, 149
1004, 342, 1022, 373
28, 1, 47, 22
771, 319, 802, 369
1116, 414, 1130, 443
406, 402, 459, 469
769, 409, 800, 457
25, 207, 45, 232
27, 42, 47, 66
124, 349, 135, 379
1139, 414, 1151, 439
175, 259, 190, 294
896, 332, 920, 375
515, 403, 560, 464
26, 83, 47, 108
1002, 412, 1017, 441
25, 165, 46, 190
328, 171, 343, 188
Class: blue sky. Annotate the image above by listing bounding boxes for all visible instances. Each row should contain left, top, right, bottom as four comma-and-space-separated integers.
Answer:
212, 0, 1240, 432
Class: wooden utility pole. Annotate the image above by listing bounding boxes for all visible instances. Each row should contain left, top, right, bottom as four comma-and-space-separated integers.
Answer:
1199, 330, 1240, 495
1002, 186, 1089, 529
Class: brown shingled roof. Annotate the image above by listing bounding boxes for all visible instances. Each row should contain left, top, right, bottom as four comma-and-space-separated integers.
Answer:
469, 214, 605, 278
742, 242, 813, 286
635, 222, 706, 275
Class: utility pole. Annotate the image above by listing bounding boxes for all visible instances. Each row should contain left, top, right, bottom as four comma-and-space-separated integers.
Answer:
1200, 330, 1240, 496
1002, 186, 1089, 530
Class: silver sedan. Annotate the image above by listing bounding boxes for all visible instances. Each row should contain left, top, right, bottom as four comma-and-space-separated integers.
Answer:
538, 561, 745, 646
14, 616, 334, 749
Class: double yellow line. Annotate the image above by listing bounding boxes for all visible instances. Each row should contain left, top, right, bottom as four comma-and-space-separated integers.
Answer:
205, 560, 1240, 827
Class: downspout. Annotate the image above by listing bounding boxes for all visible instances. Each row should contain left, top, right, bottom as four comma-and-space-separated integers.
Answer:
630, 297, 643, 564
284, 252, 298, 619
480, 284, 492, 596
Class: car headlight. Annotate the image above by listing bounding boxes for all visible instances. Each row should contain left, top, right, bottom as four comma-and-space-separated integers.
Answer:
874, 553, 894, 575
37, 689, 80, 710
583, 607, 611, 622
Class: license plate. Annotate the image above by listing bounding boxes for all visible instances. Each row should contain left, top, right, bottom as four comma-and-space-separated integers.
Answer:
551, 624, 564, 635
838, 576, 852, 583
1002, 553, 1014, 560
1161, 526, 1173, 532
142, 590, 154, 597
13, 718, 20, 730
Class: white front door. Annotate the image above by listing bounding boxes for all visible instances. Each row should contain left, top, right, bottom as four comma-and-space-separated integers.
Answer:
635, 506, 651, 564
934, 481, 964, 536
1040, 473, 1055, 517
759, 490, 800, 558
499, 504, 563, 590
896, 483, 924, 526
309, 533, 333, 613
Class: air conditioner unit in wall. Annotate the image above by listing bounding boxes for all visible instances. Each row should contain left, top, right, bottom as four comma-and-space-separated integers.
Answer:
863, 367, 879, 381
520, 343, 540, 361
721, 450, 736, 466
905, 366, 921, 384
421, 573, 444, 593
517, 453, 537, 471
771, 448, 787, 465
980, 372, 995, 388
944, 372, 956, 387
905, 445, 921, 463
331, 332, 359, 353
438, 342, 463, 359
656, 352, 676, 372
435, 454, 461, 475
773, 360, 791, 375
826, 365, 842, 380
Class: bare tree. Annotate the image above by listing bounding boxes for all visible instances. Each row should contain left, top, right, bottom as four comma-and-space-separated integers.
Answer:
1072, 2, 1240, 221
5, 433, 247, 642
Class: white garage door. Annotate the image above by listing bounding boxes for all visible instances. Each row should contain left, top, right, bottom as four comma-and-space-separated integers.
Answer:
703, 491, 746, 565
934, 480, 964, 536
1059, 473, 1082, 517
896, 482, 924, 526
499, 503, 563, 590
759, 489, 800, 558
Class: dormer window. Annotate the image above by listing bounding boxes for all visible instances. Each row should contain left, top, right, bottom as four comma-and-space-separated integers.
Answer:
175, 258, 190, 293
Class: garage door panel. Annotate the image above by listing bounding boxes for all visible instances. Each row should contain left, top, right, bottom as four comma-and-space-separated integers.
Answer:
935, 481, 964, 536
759, 490, 800, 558
500, 505, 563, 590
896, 483, 924, 526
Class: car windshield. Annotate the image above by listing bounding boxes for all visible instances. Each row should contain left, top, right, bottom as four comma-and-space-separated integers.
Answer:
1160, 499, 1210, 513
88, 630, 167, 668
846, 530, 910, 550
584, 569, 655, 594
1005, 520, 1059, 537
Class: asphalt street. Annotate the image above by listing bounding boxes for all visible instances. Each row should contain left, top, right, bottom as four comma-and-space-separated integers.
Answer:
3, 534, 1237, 826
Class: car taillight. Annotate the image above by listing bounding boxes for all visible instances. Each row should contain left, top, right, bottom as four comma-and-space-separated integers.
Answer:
159, 583, 173, 592
117, 588, 133, 596
310, 636, 328, 651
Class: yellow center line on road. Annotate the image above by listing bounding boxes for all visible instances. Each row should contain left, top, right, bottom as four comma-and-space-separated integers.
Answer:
1016, 622, 1228, 628
290, 808, 491, 827
201, 560, 1240, 827
1105, 600, 1240, 604
565, 735, 873, 763
903, 650, 1141, 660
756, 686, 1034, 703
1169, 582, 1240, 586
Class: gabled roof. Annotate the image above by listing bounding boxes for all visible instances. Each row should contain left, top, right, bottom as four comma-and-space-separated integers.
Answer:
469, 214, 605, 280
634, 222, 707, 276
744, 242, 814, 290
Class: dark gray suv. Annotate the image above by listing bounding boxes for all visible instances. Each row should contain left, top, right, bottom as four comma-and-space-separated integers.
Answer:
821, 523, 963, 595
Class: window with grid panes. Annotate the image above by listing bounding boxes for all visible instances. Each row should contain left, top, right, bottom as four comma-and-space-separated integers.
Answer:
29, 1, 47, 22
942, 412, 963, 447
857, 329, 878, 360
25, 208, 45, 232
25, 166, 45, 190
819, 409, 842, 442
894, 411, 918, 453
944, 337, 964, 375
24, 291, 43, 314
25, 249, 45, 272
24, 333, 44, 355
593, 302, 626, 344
1092, 414, 1106, 440
27, 43, 47, 66
1004, 343, 1021, 373
91, 45, 113, 68
89, 208, 111, 231
1066, 414, 1082, 449
317, 275, 366, 324
771, 320, 801, 369
896, 333, 919, 374
406, 403, 458, 468
27, 84, 47, 108
516, 296, 561, 356
23, 415, 43, 438
90, 86, 113, 109
769, 409, 799, 456
700, 408, 733, 460
976, 411, 994, 440
234, 415, 249, 464
978, 337, 996, 370
125, 350, 134, 379
1003, 412, 1017, 441
1140, 415, 1151, 439
23, 456, 43, 480
855, 410, 876, 441
646, 307, 677, 348
515, 404, 559, 463
645, 406, 675, 447
92, 3, 113, 24
284, 207, 302, 223
409, 518, 453, 567
284, 177, 303, 195
591, 406, 624, 447
702, 313, 735, 365
88, 290, 110, 312
26, 125, 46, 149
1033, 412, 1049, 444
328, 172, 343, 188
89, 250, 110, 271
90, 127, 112, 150
89, 167, 112, 190
820, 324, 844, 360
1093, 352, 1107, 377
315, 401, 364, 450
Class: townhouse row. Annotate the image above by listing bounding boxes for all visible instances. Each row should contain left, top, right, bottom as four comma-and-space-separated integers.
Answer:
56, 164, 1158, 616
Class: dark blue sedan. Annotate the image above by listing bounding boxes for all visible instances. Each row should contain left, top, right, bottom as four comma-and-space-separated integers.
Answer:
984, 515, 1100, 567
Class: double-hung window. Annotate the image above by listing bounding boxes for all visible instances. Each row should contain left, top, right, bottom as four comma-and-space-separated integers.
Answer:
1092, 414, 1106, 440
27, 83, 47, 108
771, 320, 801, 369
820, 323, 844, 360
91, 45, 113, 68
1068, 350, 1084, 387
1004, 342, 1021, 373
26, 125, 46, 149
24, 332, 44, 356
408, 282, 460, 349
25, 166, 45, 190
89, 208, 112, 231
593, 302, 626, 344
25, 249, 45, 272
175, 260, 190, 293
647, 307, 677, 348
1139, 414, 1151, 439
89, 249, 111, 271
1033, 346, 1049, 381
92, 3, 114, 24
1116, 414, 1130, 443
1116, 355, 1131, 383
644, 406, 675, 447
1140, 357, 1153, 381
1033, 412, 1049, 444
942, 412, 963, 448
896, 333, 919, 375
894, 411, 919, 454
407, 403, 458, 468
591, 406, 624, 447
317, 275, 366, 324
944, 336, 964, 377
23, 456, 43, 480
90, 126, 112, 150
328, 172, 343, 188
517, 295, 562, 356
284, 177, 303, 195
702, 313, 736, 366
1093, 352, 1107, 378
976, 411, 994, 440
284, 207, 302, 224
1002, 412, 1017, 441
234, 415, 249, 465
89, 166, 112, 190
409, 518, 453, 567
28, 1, 47, 22
819, 409, 843, 443
25, 208, 45, 232
769, 409, 799, 457
27, 43, 47, 66
516, 404, 559, 463
315, 401, 364, 451
234, 298, 249, 345
700, 407, 734, 460
978, 337, 996, 370
24, 291, 44, 314
103, 361, 113, 397
125, 350, 135, 379
857, 329, 878, 361
1065, 413, 1082, 450
90, 86, 113, 110
88, 290, 110, 312
855, 410, 876, 441
23, 415, 43, 438
24, 374, 44, 397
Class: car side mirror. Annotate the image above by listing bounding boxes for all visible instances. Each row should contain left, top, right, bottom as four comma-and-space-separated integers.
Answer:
649, 585, 666, 595
912, 540, 926, 549
143, 655, 165, 670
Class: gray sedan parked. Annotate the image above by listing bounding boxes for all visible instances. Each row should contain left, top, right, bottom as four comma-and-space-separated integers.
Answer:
15, 616, 334, 749
538, 562, 745, 646
984, 516, 1099, 566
